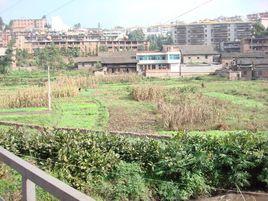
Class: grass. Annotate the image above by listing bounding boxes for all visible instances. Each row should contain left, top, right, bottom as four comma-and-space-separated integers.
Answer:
0, 163, 58, 201
0, 73, 267, 132
0, 94, 109, 130
205, 92, 265, 108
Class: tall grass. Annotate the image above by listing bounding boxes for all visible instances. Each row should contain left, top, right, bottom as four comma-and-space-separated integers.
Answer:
157, 100, 222, 130
131, 85, 165, 102
96, 73, 142, 84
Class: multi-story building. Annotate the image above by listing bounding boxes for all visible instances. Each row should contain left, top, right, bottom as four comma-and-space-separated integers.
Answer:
100, 40, 149, 52
136, 50, 181, 76
241, 36, 268, 53
172, 22, 252, 46
10, 17, 47, 32
220, 41, 241, 53
144, 24, 173, 37
102, 27, 127, 40
1, 30, 12, 47
247, 12, 268, 28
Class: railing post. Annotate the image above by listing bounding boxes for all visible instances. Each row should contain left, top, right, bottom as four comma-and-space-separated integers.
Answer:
22, 176, 36, 201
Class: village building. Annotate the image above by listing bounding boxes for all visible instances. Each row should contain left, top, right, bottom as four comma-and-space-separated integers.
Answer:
241, 36, 268, 53
74, 51, 137, 73
136, 50, 181, 77
100, 52, 137, 73
74, 56, 101, 70
233, 58, 268, 80
221, 52, 267, 67
178, 45, 220, 65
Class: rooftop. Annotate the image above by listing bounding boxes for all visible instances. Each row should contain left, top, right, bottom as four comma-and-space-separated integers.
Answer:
177, 45, 219, 55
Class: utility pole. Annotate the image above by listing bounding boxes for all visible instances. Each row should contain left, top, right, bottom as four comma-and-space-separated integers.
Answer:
47, 65, 52, 111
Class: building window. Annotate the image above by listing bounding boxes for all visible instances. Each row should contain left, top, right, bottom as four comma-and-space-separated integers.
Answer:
205, 55, 208, 59
188, 57, 191, 59
197, 57, 200, 59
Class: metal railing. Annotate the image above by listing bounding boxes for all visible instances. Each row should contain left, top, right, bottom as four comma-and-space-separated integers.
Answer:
0, 146, 94, 201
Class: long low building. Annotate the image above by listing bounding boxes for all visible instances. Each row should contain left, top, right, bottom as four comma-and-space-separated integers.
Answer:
74, 51, 137, 73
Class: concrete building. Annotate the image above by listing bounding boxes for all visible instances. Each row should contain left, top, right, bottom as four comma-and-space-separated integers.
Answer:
145, 24, 173, 37
136, 50, 181, 76
10, 17, 47, 32
102, 27, 127, 40
247, 12, 268, 28
241, 37, 268, 53
100, 40, 149, 52
220, 41, 241, 53
172, 22, 252, 46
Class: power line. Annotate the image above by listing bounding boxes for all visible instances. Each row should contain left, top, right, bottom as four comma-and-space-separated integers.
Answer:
0, 0, 24, 15
46, 0, 77, 16
164, 0, 215, 24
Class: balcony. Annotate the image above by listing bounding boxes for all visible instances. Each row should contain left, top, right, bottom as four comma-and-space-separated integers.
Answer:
0, 146, 94, 201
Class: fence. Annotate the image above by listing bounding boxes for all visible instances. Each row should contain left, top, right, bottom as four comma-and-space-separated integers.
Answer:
0, 146, 94, 201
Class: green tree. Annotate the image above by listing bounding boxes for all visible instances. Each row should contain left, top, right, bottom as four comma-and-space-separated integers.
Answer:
252, 21, 266, 36
128, 29, 145, 41
0, 17, 4, 31
73, 23, 81, 29
147, 35, 174, 51
35, 45, 65, 71
16, 49, 30, 67
0, 40, 15, 74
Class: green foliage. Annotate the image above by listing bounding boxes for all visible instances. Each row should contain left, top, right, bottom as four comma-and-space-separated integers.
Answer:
147, 35, 173, 51
0, 17, 4, 31
108, 162, 149, 200
16, 49, 30, 67
128, 29, 145, 41
0, 128, 267, 200
0, 39, 15, 74
252, 21, 268, 36
34, 45, 66, 70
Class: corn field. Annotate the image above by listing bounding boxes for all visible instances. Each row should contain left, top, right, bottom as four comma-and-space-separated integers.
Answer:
131, 85, 165, 102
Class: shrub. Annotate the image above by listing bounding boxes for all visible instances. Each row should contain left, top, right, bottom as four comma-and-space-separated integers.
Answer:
109, 162, 149, 200
0, 128, 267, 200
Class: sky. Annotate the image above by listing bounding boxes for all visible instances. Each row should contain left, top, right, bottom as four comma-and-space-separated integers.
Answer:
0, 0, 268, 29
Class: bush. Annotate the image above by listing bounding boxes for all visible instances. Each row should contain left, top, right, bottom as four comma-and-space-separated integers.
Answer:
109, 162, 149, 200
0, 128, 267, 200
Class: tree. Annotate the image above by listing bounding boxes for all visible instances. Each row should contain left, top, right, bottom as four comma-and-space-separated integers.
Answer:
0, 17, 4, 31
16, 49, 30, 67
128, 29, 145, 41
0, 40, 15, 74
73, 23, 81, 29
252, 21, 266, 36
35, 45, 65, 71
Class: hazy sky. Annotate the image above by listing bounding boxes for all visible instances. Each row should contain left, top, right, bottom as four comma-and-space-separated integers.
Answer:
0, 0, 267, 28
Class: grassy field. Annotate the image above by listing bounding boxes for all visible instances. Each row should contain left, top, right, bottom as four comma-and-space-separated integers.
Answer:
0, 70, 268, 200
0, 70, 267, 133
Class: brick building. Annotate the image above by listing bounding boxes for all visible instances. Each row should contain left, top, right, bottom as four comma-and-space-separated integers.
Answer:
10, 17, 47, 32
